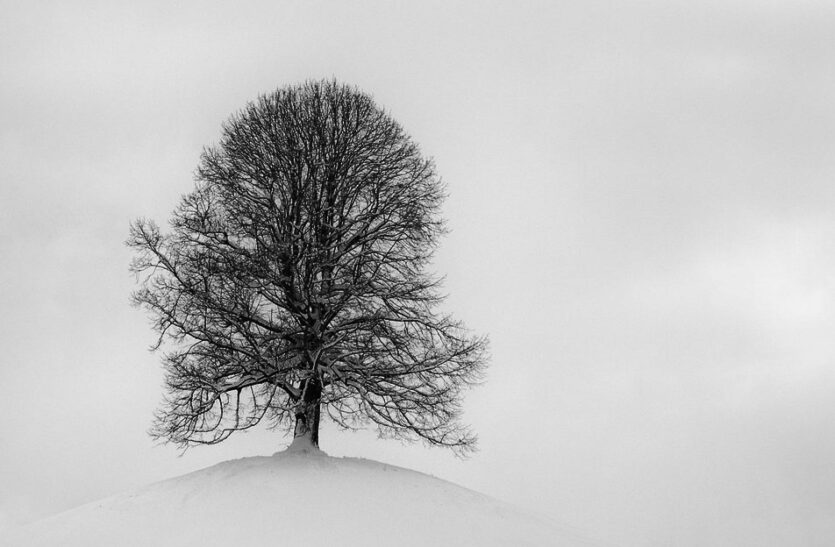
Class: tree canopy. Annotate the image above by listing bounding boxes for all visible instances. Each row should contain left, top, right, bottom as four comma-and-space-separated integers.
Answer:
128, 80, 487, 454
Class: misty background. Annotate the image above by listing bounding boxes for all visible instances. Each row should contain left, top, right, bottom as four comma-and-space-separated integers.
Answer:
2, 1, 835, 545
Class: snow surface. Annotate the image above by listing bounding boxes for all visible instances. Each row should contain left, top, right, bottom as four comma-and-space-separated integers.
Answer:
2, 449, 602, 546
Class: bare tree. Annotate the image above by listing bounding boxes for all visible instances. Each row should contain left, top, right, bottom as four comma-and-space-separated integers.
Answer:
128, 80, 487, 454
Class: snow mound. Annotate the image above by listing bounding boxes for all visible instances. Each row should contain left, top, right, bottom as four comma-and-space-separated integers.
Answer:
2, 450, 600, 547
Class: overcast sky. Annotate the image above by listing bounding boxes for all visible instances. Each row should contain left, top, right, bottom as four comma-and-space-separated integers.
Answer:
3, 1, 835, 545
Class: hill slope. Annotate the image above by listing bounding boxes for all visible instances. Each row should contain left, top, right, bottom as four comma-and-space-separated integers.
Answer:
2, 448, 600, 546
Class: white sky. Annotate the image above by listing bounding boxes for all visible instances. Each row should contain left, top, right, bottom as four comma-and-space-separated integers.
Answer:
2, 1, 835, 545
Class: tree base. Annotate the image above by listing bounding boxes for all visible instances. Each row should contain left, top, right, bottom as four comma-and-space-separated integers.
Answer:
283, 434, 326, 456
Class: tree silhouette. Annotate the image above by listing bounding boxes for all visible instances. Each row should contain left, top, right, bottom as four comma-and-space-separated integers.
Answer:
129, 80, 487, 454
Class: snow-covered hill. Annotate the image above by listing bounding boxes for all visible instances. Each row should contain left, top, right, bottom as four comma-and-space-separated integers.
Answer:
2, 447, 601, 546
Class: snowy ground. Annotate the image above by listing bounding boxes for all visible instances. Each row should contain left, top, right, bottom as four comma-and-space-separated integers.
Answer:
1, 448, 603, 547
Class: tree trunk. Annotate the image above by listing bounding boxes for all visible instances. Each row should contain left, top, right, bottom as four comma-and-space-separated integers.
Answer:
292, 377, 322, 448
